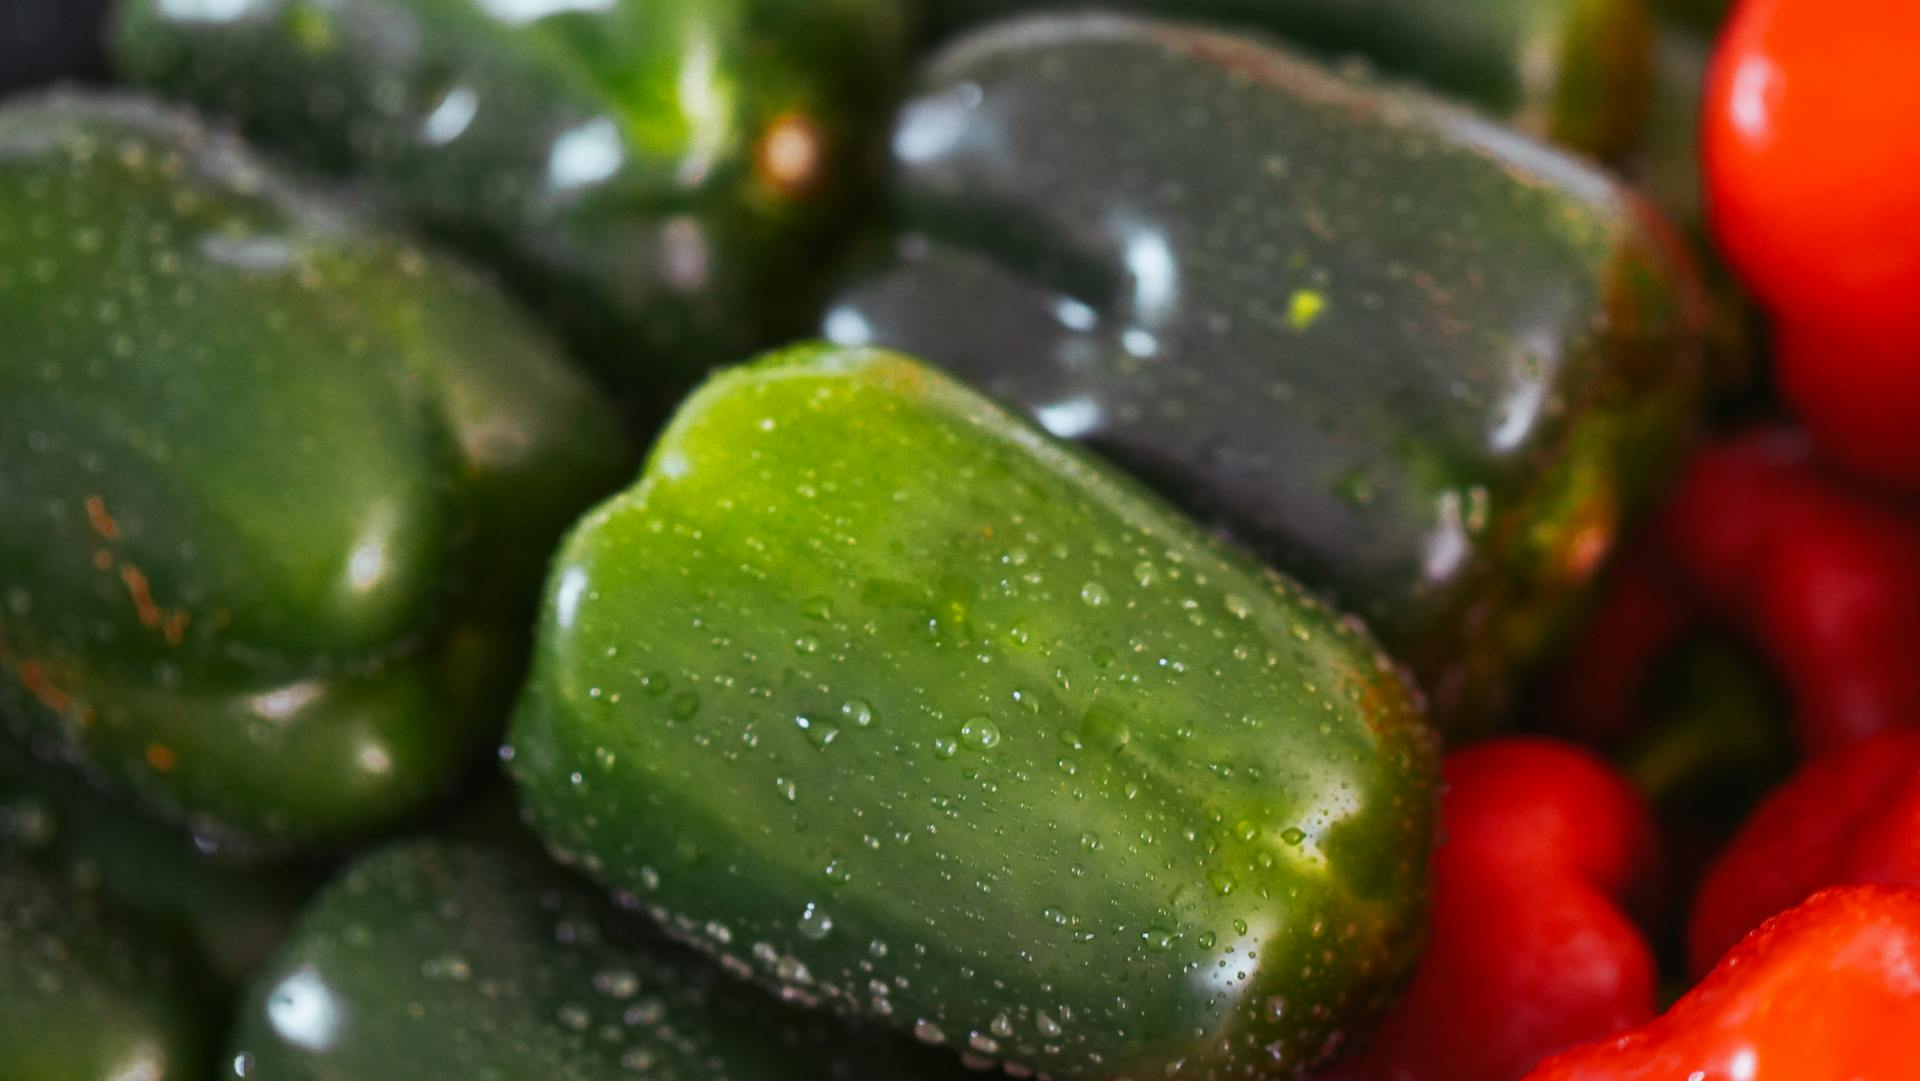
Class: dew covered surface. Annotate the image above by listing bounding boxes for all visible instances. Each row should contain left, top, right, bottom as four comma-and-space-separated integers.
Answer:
0, 93, 630, 846
227, 833, 956, 1081
0, 736, 316, 993
509, 345, 1440, 1078
111, 0, 911, 391
824, 14, 1700, 726
0, 863, 210, 1081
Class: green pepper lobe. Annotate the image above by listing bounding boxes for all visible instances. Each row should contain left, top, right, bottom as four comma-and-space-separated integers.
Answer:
509, 344, 1439, 1078
112, 0, 911, 391
824, 14, 1703, 728
0, 93, 631, 847
2, 738, 314, 993
0, 864, 210, 1081
228, 832, 963, 1081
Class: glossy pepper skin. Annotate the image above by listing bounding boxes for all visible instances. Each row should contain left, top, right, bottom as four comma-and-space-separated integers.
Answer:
112, 0, 909, 392
918, 0, 1655, 158
1322, 740, 1657, 1081
228, 831, 959, 1081
1688, 728, 1920, 977
0, 94, 632, 847
824, 14, 1702, 728
1526, 886, 1920, 1081
1, 739, 313, 992
1703, 0, 1920, 488
0, 864, 210, 1081
508, 344, 1440, 1079
1656, 429, 1920, 754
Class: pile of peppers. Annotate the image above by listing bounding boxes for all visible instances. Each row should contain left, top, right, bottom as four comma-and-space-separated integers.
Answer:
2, 0, 1918, 1078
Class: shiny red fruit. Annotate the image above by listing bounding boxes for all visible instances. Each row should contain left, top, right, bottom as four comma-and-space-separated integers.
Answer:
1704, 0, 1920, 486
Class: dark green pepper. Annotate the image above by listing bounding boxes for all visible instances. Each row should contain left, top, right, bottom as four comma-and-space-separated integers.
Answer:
508, 344, 1440, 1078
228, 830, 965, 1080
0, 864, 210, 1081
918, 0, 1655, 157
823, 15, 1703, 727
111, 0, 910, 392
0, 93, 631, 847
1, 739, 314, 992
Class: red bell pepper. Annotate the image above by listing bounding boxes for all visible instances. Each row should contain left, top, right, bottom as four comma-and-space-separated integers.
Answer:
1556, 429, 1920, 757
1323, 740, 1657, 1081
1658, 429, 1920, 754
1549, 547, 1698, 749
1525, 886, 1920, 1081
1704, 0, 1920, 487
1689, 727, 1920, 976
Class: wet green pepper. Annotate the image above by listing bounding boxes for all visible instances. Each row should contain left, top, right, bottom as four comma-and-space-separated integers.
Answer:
227, 830, 964, 1080
111, 0, 910, 392
0, 93, 631, 847
823, 14, 1703, 727
918, 0, 1655, 157
508, 344, 1440, 1078
0, 864, 210, 1081
1, 739, 314, 991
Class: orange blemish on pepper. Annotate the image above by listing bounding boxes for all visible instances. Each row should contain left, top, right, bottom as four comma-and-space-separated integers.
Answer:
92, 549, 114, 571
162, 611, 191, 648
145, 743, 176, 773
756, 112, 824, 197
120, 564, 164, 630
84, 495, 121, 540
1562, 520, 1616, 585
16, 660, 73, 716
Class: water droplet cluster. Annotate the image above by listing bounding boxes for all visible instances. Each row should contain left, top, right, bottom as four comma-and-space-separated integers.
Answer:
510, 344, 1439, 1077
0, 93, 627, 845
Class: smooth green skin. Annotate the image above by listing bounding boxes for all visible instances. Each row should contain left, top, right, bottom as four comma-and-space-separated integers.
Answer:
1, 740, 315, 991
228, 832, 968, 1081
0, 93, 632, 847
112, 0, 909, 392
824, 14, 1703, 728
509, 344, 1440, 1078
920, 0, 1654, 157
0, 864, 210, 1081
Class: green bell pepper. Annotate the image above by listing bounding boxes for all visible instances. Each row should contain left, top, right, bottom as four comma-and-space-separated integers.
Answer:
1, 864, 211, 1081
111, 0, 910, 392
918, 0, 1656, 157
823, 14, 1703, 728
228, 830, 967, 1080
508, 343, 1440, 1078
1, 739, 314, 992
0, 93, 631, 847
